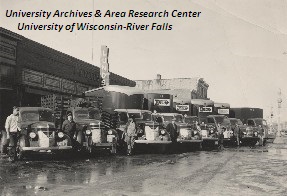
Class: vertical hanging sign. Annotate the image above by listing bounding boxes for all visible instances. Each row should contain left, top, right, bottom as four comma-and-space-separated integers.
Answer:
100, 45, 110, 86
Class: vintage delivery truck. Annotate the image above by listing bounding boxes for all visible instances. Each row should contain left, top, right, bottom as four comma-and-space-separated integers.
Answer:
11, 107, 72, 159
84, 85, 174, 154
152, 113, 202, 152
41, 95, 117, 155
230, 107, 273, 145
114, 109, 171, 154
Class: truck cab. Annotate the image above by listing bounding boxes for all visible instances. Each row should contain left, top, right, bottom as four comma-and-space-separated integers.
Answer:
246, 118, 268, 145
15, 107, 72, 159
114, 109, 157, 138
229, 118, 259, 146
115, 109, 170, 154
67, 107, 117, 154
200, 115, 231, 148
152, 113, 202, 151
206, 115, 231, 136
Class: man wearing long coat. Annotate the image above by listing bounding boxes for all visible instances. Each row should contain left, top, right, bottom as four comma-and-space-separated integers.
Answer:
166, 118, 178, 143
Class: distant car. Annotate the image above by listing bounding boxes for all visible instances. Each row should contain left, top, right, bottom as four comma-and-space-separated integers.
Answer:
15, 107, 73, 159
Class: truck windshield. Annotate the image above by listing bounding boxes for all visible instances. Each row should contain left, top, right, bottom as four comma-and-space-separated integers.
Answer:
229, 119, 237, 125
21, 110, 54, 122
128, 112, 141, 119
74, 109, 101, 120
207, 118, 215, 123
175, 115, 184, 123
118, 112, 128, 122
163, 115, 183, 123
237, 119, 243, 125
214, 116, 225, 123
207, 116, 225, 124
230, 119, 243, 126
142, 112, 152, 121
254, 119, 267, 126
184, 117, 198, 124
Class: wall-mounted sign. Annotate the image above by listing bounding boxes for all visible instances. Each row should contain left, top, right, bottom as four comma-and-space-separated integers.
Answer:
100, 45, 110, 86
154, 99, 170, 106
218, 108, 229, 114
22, 69, 44, 87
199, 106, 212, 113
176, 105, 189, 111
22, 68, 94, 95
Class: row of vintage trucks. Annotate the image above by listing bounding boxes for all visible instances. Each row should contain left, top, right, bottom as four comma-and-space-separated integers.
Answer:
0, 85, 275, 159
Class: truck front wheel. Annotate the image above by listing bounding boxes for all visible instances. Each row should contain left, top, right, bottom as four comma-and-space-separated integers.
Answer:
17, 135, 29, 160
0, 131, 8, 154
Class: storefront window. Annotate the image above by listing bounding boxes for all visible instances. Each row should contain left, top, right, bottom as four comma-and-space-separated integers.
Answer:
0, 64, 15, 88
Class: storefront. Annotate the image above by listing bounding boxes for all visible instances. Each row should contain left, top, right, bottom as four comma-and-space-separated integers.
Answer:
0, 27, 135, 129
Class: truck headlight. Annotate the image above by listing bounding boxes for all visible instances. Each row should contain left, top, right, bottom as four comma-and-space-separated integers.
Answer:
58, 132, 64, 138
108, 130, 113, 135
86, 130, 92, 135
29, 132, 36, 139
160, 130, 166, 134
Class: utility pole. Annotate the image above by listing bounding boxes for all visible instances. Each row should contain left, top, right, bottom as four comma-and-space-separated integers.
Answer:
277, 89, 282, 137
270, 106, 273, 126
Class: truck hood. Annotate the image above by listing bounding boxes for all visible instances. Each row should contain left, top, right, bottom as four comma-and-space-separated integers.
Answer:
19, 121, 55, 129
162, 122, 190, 129
137, 120, 159, 126
75, 119, 102, 127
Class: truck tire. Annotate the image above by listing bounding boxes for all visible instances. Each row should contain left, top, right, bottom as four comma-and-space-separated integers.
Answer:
0, 131, 8, 154
17, 135, 29, 160
76, 131, 84, 145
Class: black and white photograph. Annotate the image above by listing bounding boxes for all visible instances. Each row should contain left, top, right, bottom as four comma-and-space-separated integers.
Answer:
0, 0, 287, 195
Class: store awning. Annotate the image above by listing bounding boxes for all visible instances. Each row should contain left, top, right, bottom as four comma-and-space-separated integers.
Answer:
85, 85, 143, 96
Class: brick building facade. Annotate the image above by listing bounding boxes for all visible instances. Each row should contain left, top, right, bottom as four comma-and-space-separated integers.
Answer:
135, 74, 209, 100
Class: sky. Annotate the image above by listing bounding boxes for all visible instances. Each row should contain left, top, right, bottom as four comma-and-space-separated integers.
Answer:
1, 0, 287, 122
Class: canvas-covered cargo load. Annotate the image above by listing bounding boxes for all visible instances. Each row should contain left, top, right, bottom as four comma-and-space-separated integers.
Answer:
85, 85, 144, 114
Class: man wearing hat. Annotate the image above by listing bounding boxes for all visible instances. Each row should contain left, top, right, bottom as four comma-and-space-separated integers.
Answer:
62, 112, 77, 139
166, 117, 179, 143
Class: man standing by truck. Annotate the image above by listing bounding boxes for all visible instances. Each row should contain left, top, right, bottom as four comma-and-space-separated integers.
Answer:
166, 118, 178, 143
124, 117, 137, 155
258, 125, 264, 146
234, 123, 240, 146
5, 106, 19, 162
62, 113, 77, 140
